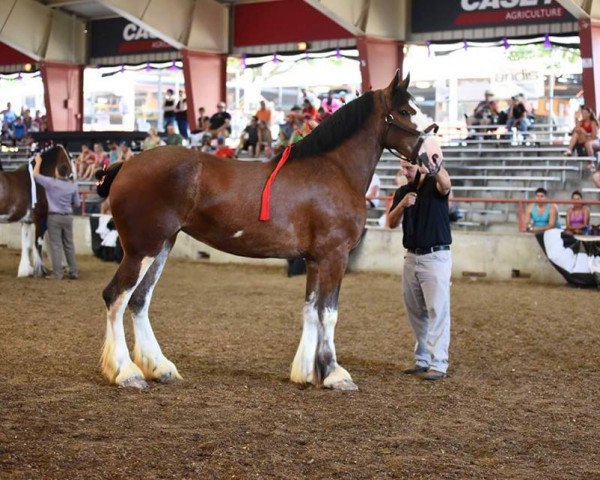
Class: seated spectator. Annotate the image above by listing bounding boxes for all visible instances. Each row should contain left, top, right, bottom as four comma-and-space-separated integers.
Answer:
256, 120, 273, 158
31, 110, 43, 132
279, 112, 296, 142
190, 116, 211, 148
564, 106, 599, 171
506, 96, 531, 132
236, 116, 259, 157
199, 134, 213, 153
272, 130, 290, 156
467, 90, 499, 132
302, 99, 317, 120
107, 141, 119, 163
365, 172, 381, 209
39, 115, 48, 132
526, 187, 561, 233
291, 115, 319, 144
93, 142, 110, 169
142, 127, 161, 151
255, 100, 272, 126
209, 102, 232, 138
321, 92, 342, 116
76, 144, 96, 179
565, 190, 590, 235
214, 137, 235, 158
165, 123, 183, 146
12, 117, 26, 143
22, 109, 32, 130
118, 142, 134, 162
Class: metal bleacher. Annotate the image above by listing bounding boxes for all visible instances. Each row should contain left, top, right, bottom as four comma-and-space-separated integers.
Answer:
371, 123, 600, 230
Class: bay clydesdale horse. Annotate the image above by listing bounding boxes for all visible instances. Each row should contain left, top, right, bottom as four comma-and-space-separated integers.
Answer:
97, 72, 428, 391
0, 145, 73, 277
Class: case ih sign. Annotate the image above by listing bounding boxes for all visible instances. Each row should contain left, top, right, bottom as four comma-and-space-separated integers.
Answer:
90, 18, 175, 57
411, 0, 576, 33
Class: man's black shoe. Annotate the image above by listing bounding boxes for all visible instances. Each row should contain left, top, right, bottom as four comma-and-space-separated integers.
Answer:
403, 366, 429, 375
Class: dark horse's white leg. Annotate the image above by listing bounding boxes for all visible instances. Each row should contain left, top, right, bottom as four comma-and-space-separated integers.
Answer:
291, 250, 358, 391
17, 222, 34, 277
101, 254, 155, 389
291, 260, 319, 385
129, 241, 181, 383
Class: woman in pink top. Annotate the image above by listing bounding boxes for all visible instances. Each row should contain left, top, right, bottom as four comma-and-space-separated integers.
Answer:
566, 190, 590, 235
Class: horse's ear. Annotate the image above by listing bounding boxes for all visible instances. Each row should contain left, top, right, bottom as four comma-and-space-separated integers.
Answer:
399, 72, 411, 91
387, 69, 401, 91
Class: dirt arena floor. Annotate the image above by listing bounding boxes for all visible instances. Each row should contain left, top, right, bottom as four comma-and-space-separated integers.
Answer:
0, 247, 599, 479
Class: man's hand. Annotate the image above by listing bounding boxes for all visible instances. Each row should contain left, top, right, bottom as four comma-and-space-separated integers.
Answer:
33, 153, 42, 176
401, 192, 417, 208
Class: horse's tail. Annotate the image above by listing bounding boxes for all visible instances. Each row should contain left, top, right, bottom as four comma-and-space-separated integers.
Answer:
95, 162, 123, 198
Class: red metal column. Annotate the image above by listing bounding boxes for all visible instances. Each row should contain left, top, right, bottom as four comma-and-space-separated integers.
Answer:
579, 18, 600, 113
40, 62, 84, 131
356, 36, 404, 92
182, 49, 227, 132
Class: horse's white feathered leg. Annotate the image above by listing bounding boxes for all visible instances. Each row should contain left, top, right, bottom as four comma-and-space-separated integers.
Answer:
290, 292, 318, 385
17, 223, 34, 277
101, 256, 154, 389
130, 244, 182, 383
32, 235, 45, 277
319, 307, 357, 391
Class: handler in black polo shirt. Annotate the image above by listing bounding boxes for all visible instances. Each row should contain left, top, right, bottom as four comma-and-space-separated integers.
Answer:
388, 151, 452, 381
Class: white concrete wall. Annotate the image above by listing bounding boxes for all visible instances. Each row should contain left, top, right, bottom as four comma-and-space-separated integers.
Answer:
0, 219, 564, 285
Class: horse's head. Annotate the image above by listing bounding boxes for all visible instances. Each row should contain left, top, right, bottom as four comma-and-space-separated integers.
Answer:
39, 144, 74, 179
380, 71, 438, 164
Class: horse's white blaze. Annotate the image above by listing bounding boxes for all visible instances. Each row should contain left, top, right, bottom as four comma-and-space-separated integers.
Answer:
17, 223, 34, 277
101, 256, 154, 386
132, 248, 182, 382
290, 293, 318, 384
232, 230, 244, 238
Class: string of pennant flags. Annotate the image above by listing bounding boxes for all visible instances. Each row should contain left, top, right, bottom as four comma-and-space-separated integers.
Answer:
0, 35, 580, 81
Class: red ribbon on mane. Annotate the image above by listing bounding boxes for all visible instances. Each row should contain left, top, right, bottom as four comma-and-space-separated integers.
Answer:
259, 144, 293, 221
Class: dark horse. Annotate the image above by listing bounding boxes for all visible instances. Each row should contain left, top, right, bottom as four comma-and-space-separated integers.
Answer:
98, 72, 421, 390
0, 145, 73, 277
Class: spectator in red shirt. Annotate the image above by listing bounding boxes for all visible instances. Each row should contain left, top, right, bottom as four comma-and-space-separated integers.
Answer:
302, 99, 317, 120
214, 137, 235, 158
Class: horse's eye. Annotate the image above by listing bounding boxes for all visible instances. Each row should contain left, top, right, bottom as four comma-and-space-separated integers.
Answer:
400, 109, 410, 116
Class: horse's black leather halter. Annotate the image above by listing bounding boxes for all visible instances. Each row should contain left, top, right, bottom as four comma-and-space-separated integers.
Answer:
380, 91, 440, 171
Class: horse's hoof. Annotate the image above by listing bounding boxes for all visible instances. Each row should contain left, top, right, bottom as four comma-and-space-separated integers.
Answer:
326, 379, 359, 391
118, 377, 149, 390
155, 371, 183, 384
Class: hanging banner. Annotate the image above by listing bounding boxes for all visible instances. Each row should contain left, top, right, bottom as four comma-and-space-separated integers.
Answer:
90, 18, 175, 57
411, 0, 576, 34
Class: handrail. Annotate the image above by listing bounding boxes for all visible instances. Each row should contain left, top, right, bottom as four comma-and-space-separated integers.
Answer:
376, 195, 600, 231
